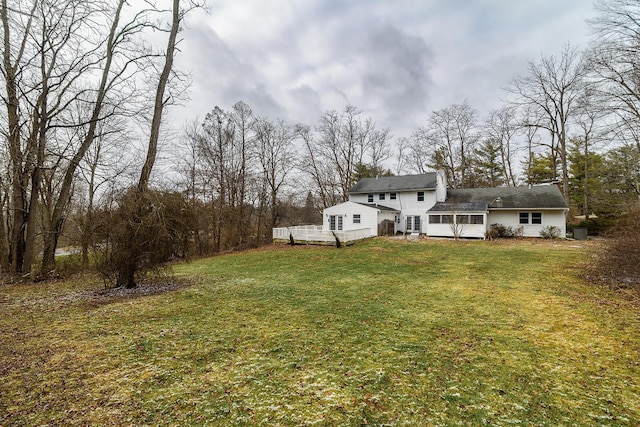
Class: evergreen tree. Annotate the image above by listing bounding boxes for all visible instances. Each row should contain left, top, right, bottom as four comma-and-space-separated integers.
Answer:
523, 152, 555, 185
471, 139, 506, 187
600, 144, 640, 214
352, 162, 394, 181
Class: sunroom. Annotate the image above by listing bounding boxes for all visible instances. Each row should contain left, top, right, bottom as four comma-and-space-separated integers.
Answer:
426, 202, 488, 239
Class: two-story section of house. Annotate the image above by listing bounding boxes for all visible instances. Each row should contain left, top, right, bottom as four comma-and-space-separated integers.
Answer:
322, 171, 446, 235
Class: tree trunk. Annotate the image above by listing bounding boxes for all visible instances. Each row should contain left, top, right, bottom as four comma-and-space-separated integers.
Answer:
0, 192, 9, 272
24, 75, 49, 276
2, 0, 32, 273
584, 136, 590, 219
138, 0, 180, 192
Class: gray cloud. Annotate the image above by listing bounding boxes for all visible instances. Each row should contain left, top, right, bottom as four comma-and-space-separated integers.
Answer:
172, 0, 595, 139
361, 23, 433, 124
287, 84, 322, 125
179, 22, 285, 119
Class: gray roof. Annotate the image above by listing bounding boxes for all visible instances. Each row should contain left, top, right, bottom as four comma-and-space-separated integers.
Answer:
349, 173, 437, 194
355, 202, 400, 212
432, 185, 567, 210
428, 202, 488, 212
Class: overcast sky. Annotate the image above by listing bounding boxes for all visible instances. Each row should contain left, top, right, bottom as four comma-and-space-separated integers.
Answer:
169, 1, 596, 138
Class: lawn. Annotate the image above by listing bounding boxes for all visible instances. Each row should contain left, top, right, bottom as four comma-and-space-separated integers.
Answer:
1, 238, 639, 426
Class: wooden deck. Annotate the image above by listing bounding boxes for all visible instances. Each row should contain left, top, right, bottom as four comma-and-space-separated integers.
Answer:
272, 225, 373, 246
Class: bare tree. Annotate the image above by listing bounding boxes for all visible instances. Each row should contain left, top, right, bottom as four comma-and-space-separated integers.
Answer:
368, 127, 393, 170
298, 124, 340, 210
229, 101, 254, 245
414, 101, 479, 188
138, 0, 193, 191
394, 136, 409, 175
175, 119, 211, 255
573, 84, 608, 218
0, 0, 144, 274
588, 0, 640, 154
40, 0, 136, 275
197, 106, 249, 251
254, 116, 297, 232
1, 0, 38, 272
508, 44, 586, 202
484, 106, 521, 186
301, 105, 390, 206
405, 133, 432, 174
520, 108, 542, 186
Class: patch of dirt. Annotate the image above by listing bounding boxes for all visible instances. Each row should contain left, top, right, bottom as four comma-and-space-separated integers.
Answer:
3, 278, 198, 310
88, 279, 195, 302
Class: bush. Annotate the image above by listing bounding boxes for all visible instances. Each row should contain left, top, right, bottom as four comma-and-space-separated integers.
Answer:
485, 224, 523, 240
539, 225, 561, 239
93, 188, 196, 288
587, 210, 640, 288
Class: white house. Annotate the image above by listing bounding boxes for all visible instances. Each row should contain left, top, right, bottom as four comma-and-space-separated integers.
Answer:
321, 172, 568, 239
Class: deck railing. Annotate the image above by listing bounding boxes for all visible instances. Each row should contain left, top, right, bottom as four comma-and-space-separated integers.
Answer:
272, 225, 372, 245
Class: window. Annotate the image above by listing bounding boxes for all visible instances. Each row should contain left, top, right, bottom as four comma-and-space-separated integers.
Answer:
406, 216, 413, 231
531, 212, 542, 224
338, 216, 343, 230
442, 215, 453, 224
367, 194, 374, 203
390, 193, 397, 200
353, 214, 361, 224
417, 191, 425, 202
429, 215, 441, 224
379, 193, 385, 200
470, 215, 484, 225
454, 214, 484, 225
456, 214, 469, 224
519, 212, 542, 225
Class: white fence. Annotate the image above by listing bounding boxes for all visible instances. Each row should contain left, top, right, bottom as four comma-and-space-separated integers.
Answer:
272, 225, 372, 245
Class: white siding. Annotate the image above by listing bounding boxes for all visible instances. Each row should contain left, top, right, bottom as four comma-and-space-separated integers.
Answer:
323, 202, 380, 236
426, 212, 487, 239
349, 190, 437, 233
488, 210, 566, 238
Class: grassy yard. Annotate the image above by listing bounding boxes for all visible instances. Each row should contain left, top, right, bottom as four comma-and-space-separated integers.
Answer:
1, 238, 639, 426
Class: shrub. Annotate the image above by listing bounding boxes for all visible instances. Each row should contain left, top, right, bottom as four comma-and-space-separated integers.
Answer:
539, 225, 561, 239
485, 224, 523, 240
587, 210, 640, 288
93, 188, 196, 288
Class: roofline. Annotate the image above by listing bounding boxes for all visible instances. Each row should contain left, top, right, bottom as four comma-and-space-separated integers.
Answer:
487, 207, 569, 211
427, 207, 568, 213
350, 188, 436, 194
354, 202, 400, 212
